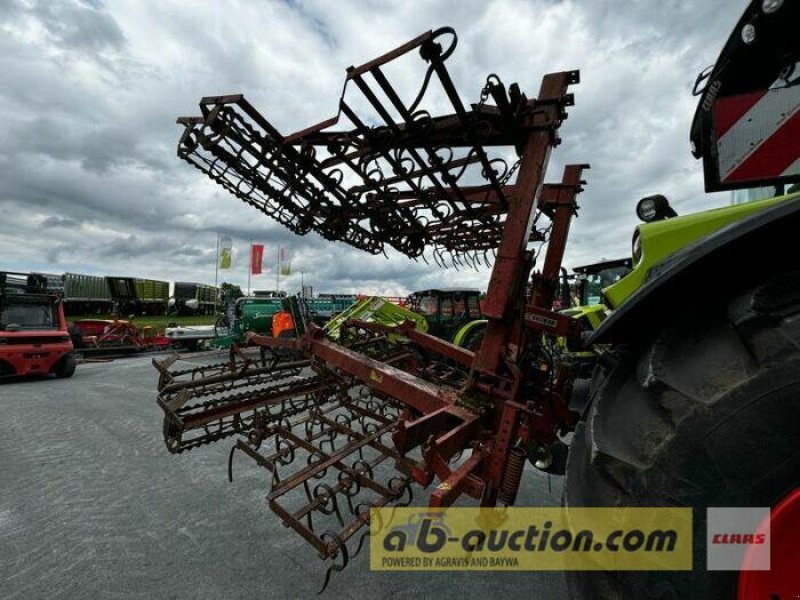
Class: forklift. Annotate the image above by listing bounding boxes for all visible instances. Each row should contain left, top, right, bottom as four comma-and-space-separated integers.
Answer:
0, 272, 75, 379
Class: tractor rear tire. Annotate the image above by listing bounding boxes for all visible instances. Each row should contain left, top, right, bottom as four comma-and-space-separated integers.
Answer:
564, 271, 800, 599
53, 354, 77, 379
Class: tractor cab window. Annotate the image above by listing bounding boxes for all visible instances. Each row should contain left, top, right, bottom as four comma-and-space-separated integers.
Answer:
0, 300, 57, 330
452, 296, 466, 318
582, 266, 631, 306
416, 296, 437, 316
582, 276, 603, 306
439, 297, 454, 319
466, 295, 480, 317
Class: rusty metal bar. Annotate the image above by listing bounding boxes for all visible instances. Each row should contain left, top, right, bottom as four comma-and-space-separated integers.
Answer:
267, 420, 397, 500
475, 71, 578, 375
429, 451, 486, 508
311, 338, 448, 414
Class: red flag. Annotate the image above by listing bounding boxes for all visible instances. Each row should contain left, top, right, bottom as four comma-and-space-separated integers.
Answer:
251, 243, 264, 275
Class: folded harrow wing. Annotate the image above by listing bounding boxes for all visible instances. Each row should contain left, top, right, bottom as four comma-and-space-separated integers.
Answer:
157, 27, 588, 587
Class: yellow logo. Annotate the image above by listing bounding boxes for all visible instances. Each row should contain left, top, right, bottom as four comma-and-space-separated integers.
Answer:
370, 507, 692, 571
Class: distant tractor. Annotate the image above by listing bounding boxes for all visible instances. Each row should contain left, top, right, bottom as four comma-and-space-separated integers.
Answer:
0, 272, 76, 379
559, 258, 633, 331
406, 288, 486, 349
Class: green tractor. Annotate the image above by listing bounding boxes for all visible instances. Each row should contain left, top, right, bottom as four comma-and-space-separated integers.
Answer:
561, 258, 632, 328
565, 2, 800, 597
322, 288, 487, 352
405, 288, 487, 349
555, 259, 632, 381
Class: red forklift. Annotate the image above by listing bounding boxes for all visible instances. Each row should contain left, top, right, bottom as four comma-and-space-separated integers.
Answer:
0, 271, 76, 379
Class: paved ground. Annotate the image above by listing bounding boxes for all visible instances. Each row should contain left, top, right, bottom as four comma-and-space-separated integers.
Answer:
0, 354, 568, 599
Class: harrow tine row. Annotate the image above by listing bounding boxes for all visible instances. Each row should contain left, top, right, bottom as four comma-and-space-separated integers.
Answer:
154, 346, 295, 392
157, 350, 340, 453
229, 388, 418, 591
161, 359, 308, 398
174, 28, 526, 263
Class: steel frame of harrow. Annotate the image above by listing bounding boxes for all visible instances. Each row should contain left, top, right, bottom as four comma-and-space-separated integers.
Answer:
163, 27, 590, 577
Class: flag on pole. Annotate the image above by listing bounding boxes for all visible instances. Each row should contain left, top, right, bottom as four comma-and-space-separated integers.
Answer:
279, 246, 291, 275
219, 235, 233, 270
251, 243, 264, 275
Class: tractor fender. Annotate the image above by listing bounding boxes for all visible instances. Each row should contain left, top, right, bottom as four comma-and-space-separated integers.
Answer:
452, 319, 488, 347
590, 194, 800, 345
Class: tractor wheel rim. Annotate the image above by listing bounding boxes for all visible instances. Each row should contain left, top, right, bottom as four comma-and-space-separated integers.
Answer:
737, 487, 800, 599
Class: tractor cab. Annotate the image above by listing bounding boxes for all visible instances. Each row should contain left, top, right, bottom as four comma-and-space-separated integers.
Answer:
572, 258, 633, 307
0, 271, 75, 378
556, 258, 633, 342
406, 288, 483, 342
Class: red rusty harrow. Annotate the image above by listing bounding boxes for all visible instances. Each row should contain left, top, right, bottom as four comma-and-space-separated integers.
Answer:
157, 27, 588, 588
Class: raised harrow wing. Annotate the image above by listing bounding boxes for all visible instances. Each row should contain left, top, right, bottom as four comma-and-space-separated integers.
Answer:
176, 28, 569, 266
160, 26, 589, 589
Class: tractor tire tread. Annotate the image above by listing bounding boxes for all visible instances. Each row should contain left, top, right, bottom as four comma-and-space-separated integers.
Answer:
565, 270, 800, 599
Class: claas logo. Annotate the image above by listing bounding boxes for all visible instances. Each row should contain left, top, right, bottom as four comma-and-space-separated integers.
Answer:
711, 533, 766, 545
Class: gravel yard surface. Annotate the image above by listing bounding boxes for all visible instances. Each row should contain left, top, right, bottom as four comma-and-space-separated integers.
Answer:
0, 354, 567, 599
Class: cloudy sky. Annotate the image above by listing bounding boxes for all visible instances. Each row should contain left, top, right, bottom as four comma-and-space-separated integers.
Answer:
0, 0, 743, 296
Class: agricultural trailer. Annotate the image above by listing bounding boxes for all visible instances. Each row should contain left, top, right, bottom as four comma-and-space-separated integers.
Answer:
169, 281, 218, 316
61, 272, 113, 315
105, 276, 169, 316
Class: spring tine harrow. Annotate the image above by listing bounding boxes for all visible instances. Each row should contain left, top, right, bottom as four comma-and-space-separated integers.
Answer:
174, 29, 527, 264
231, 387, 419, 592
162, 24, 587, 589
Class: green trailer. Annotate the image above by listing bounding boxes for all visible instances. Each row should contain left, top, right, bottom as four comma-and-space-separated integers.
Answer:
106, 276, 169, 316
62, 272, 112, 315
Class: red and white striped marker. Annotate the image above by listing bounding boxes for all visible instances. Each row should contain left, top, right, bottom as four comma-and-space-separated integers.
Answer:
715, 85, 800, 185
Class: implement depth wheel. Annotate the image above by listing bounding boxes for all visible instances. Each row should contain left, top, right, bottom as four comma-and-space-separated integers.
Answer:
564, 271, 800, 599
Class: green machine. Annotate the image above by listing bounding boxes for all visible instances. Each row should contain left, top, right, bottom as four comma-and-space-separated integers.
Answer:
565, 2, 800, 596
405, 288, 487, 349
323, 296, 428, 342
561, 258, 632, 329
213, 296, 292, 348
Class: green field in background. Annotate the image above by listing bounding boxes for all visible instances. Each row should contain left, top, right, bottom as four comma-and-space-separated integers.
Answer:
67, 314, 217, 332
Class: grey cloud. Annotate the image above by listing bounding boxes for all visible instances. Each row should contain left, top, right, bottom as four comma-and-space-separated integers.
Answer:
0, 0, 749, 296
40, 215, 81, 228
175, 246, 206, 258
99, 234, 147, 258
26, 0, 126, 54
280, 0, 337, 50
45, 243, 75, 264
